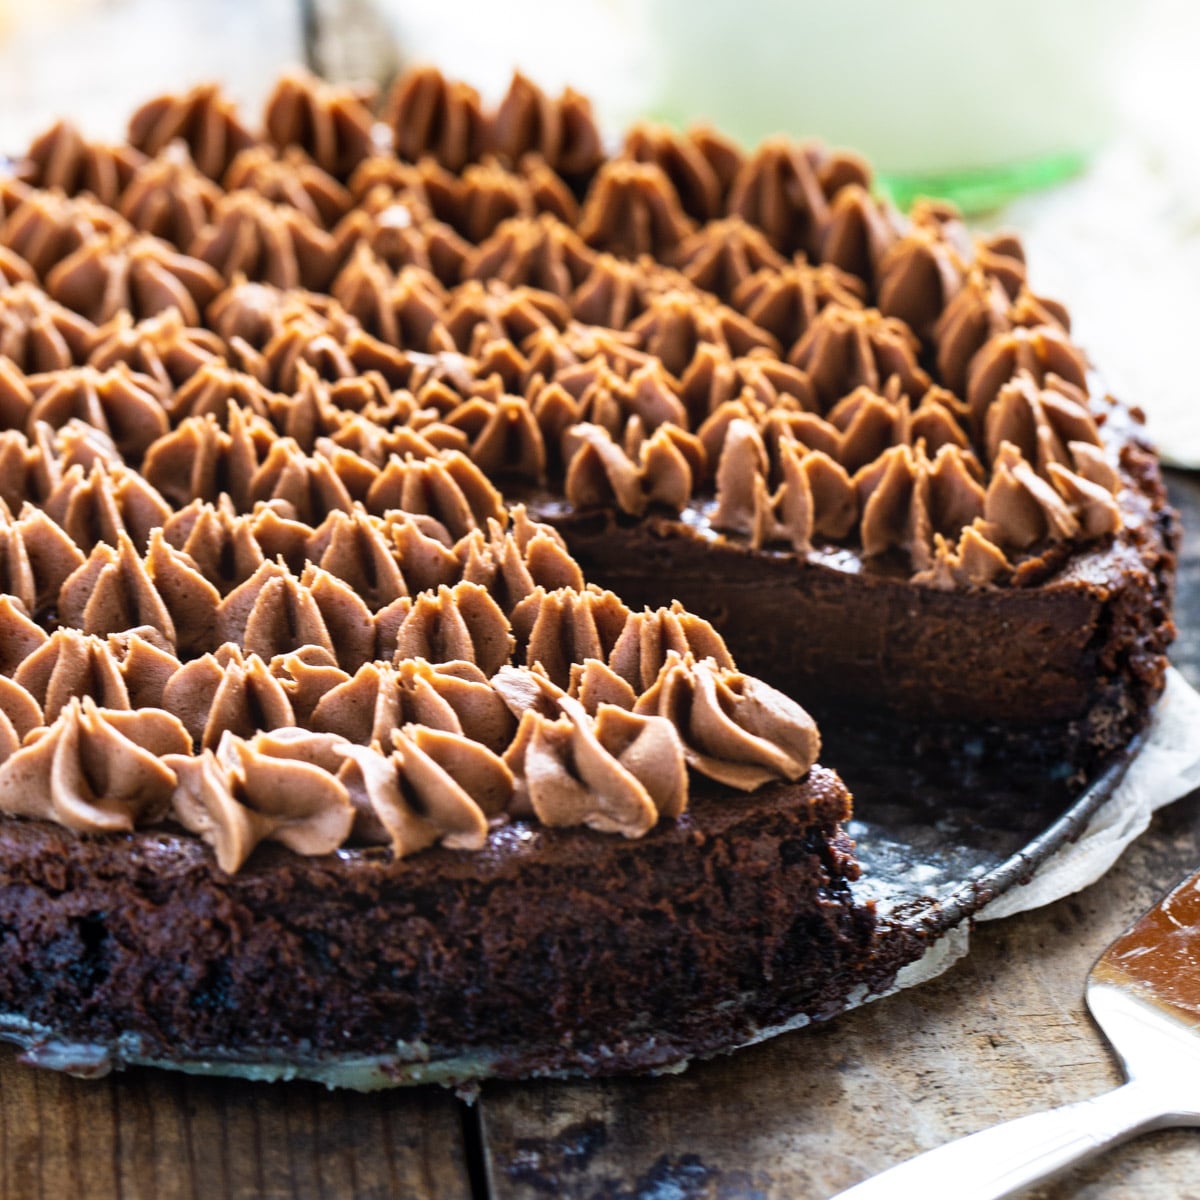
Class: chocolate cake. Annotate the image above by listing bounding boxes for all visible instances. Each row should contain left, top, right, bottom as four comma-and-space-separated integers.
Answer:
0, 65, 1174, 1087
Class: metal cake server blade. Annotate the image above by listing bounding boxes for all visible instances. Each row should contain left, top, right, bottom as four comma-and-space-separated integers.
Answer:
831, 865, 1200, 1200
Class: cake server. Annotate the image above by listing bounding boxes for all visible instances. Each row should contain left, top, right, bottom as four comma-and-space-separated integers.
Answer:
830, 865, 1200, 1200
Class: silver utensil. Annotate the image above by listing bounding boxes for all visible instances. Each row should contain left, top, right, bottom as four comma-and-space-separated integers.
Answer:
831, 865, 1200, 1200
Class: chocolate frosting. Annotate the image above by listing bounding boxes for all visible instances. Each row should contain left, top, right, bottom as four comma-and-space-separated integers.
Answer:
127, 83, 255, 180
118, 143, 222, 249
47, 230, 224, 325
732, 259, 865, 348
24, 364, 168, 460
966, 325, 1088, 434
336, 724, 502, 855
0, 697, 189, 832
511, 584, 628, 688
225, 146, 353, 230
622, 123, 728, 222
0, 284, 95, 373
820, 184, 900, 284
0, 500, 84, 612
88, 307, 224, 392
727, 138, 868, 259
578, 161, 695, 260
490, 73, 603, 178
671, 217, 785, 302
167, 729, 354, 872
876, 219, 965, 341
0, 64, 1141, 871
467, 214, 597, 298
13, 627, 171, 721
190, 190, 340, 292
1, 187, 129, 276
790, 305, 931, 408
19, 121, 144, 207
634, 652, 820, 791
263, 69, 376, 182
563, 422, 697, 516
385, 66, 487, 173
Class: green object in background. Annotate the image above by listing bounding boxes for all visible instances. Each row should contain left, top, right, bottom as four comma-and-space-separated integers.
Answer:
878, 148, 1093, 216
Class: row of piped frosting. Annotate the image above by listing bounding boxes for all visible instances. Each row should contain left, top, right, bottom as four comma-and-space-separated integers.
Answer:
0, 66, 1126, 590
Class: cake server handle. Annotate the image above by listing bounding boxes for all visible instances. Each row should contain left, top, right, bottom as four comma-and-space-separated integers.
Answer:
828, 1078, 1183, 1200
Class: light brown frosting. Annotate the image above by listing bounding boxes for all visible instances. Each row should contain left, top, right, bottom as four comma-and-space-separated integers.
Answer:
511, 585, 629, 688
966, 325, 1089, 434
88, 306, 224, 392
58, 531, 175, 641
981, 370, 1102, 473
819, 184, 900, 284
190, 190, 340, 292
25, 363, 169, 461
0, 283, 96, 373
607, 602, 734, 694
263, 69, 376, 182
727, 138, 868, 258
634, 652, 820, 791
118, 142, 222, 249
0, 594, 50, 676
671, 216, 785, 303
0, 696, 190, 832
224, 146, 353, 231
876, 219, 965, 340
494, 668, 685, 837
385, 66, 487, 173
563, 422, 698, 517
34, 624, 176, 708
855, 442, 986, 566
392, 581, 514, 678
732, 259, 865, 348
163, 643, 294, 749
622, 123, 728, 223
47, 230, 224, 326
127, 82, 255, 180
0, 674, 41, 759
711, 418, 858, 552
0, 187, 129, 277
0, 499, 85, 613
167, 729, 354, 872
577, 160, 695, 260
627, 289, 779, 376
790, 304, 931, 408
912, 520, 1012, 590
466, 214, 597, 298
489, 73, 603, 178
18, 120, 145, 207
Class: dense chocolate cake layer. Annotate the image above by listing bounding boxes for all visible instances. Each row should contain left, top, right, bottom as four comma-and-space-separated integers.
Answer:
0, 766, 909, 1083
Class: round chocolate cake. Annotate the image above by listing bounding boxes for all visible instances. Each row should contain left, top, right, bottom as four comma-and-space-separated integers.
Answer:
0, 66, 1174, 1087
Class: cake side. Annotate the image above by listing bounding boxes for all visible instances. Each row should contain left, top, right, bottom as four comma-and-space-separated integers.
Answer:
535, 400, 1177, 777
0, 767, 903, 1084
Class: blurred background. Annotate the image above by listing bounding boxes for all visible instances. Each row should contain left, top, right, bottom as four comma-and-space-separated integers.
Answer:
0, 0, 1196, 455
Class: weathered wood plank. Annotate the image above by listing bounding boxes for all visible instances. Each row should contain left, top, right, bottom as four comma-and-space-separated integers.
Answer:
478, 473, 1200, 1199
0, 1055, 472, 1200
